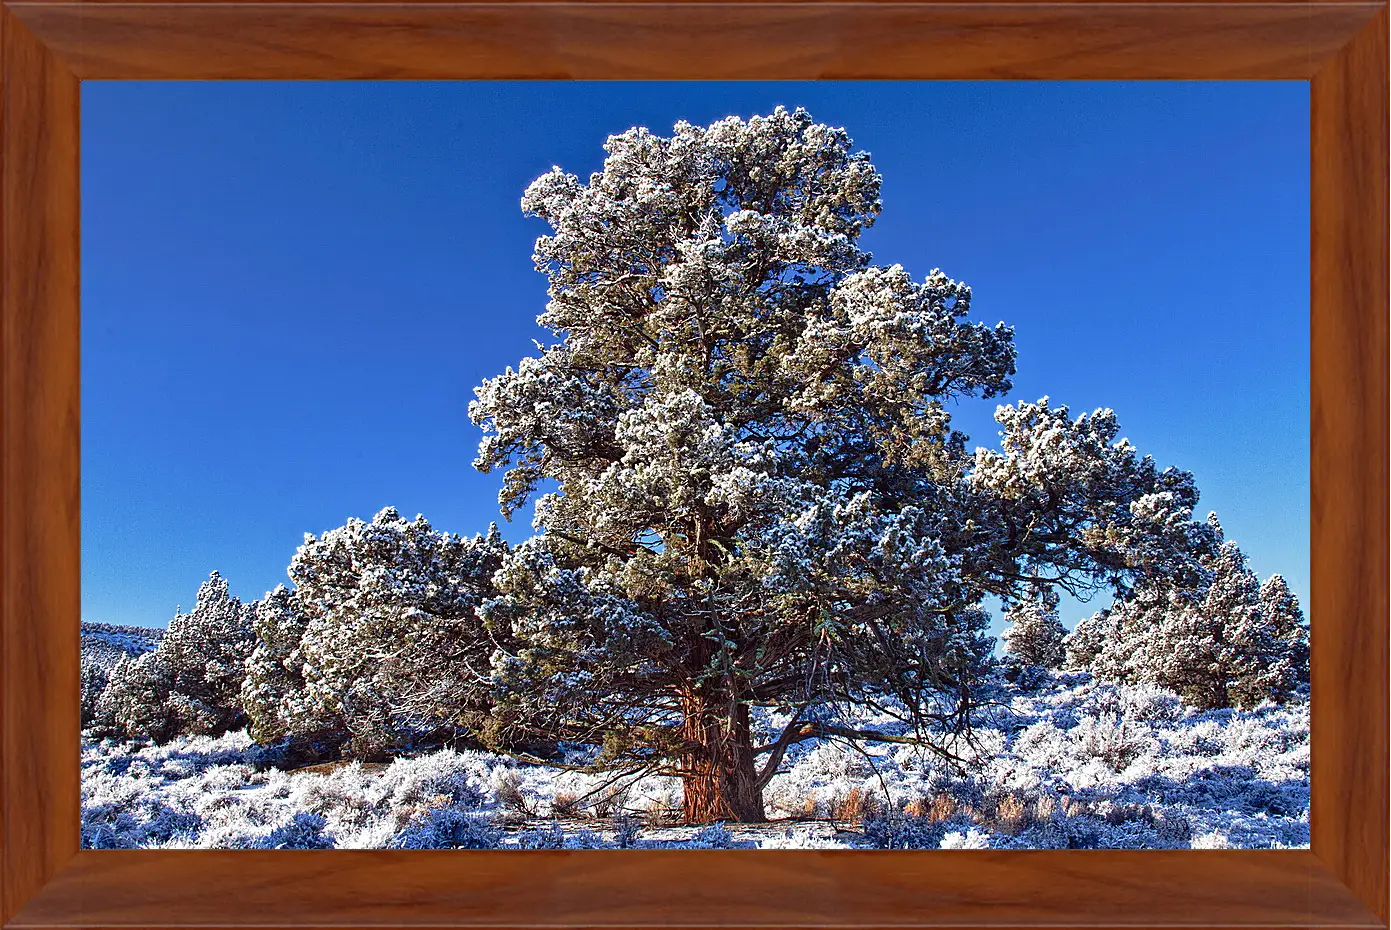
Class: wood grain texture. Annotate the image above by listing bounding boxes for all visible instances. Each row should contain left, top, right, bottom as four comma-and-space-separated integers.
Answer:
3, 2, 1379, 80
0, 1, 1387, 928
0, 3, 80, 927
7, 849, 1387, 928
1310, 6, 1390, 925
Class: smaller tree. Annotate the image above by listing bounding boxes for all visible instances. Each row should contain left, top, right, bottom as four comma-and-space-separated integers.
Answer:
1074, 517, 1309, 709
243, 508, 509, 758
1000, 585, 1066, 670
96, 572, 256, 742
80, 657, 112, 728
94, 650, 176, 740
1255, 573, 1310, 698
1063, 608, 1113, 672
239, 584, 329, 752
161, 571, 258, 735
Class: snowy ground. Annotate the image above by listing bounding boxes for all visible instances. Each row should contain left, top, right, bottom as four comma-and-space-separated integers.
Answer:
81, 622, 162, 671
80, 673, 1309, 850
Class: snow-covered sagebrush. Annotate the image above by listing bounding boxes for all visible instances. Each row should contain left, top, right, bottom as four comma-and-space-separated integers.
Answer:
80, 672, 1308, 849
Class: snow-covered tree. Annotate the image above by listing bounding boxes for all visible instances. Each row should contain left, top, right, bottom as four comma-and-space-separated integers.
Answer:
1063, 608, 1114, 672
1002, 585, 1067, 669
469, 108, 1223, 822
242, 508, 509, 758
96, 572, 256, 742
1075, 517, 1309, 709
240, 584, 321, 749
80, 657, 111, 728
161, 571, 257, 734
1257, 573, 1310, 700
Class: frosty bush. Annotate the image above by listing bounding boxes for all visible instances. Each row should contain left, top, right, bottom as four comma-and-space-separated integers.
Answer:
938, 826, 991, 849
517, 823, 567, 849
613, 812, 643, 848
95, 573, 255, 742
241, 508, 510, 758
247, 812, 335, 849
689, 822, 735, 848
862, 809, 954, 849
1075, 517, 1309, 710
390, 808, 503, 849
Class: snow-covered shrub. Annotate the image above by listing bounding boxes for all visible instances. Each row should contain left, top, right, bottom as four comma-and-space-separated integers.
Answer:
939, 826, 991, 849
1153, 810, 1192, 847
376, 751, 490, 811
689, 823, 735, 849
390, 808, 502, 849
563, 829, 606, 849
613, 813, 642, 848
243, 509, 509, 758
1118, 685, 1185, 725
96, 573, 255, 742
517, 824, 567, 849
1073, 713, 1158, 774
759, 828, 844, 850
861, 809, 958, 849
252, 812, 335, 849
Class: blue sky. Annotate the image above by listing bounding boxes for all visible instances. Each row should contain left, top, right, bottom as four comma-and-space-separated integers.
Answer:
82, 82, 1309, 634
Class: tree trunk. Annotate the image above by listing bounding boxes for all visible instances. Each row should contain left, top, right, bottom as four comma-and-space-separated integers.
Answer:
680, 689, 766, 823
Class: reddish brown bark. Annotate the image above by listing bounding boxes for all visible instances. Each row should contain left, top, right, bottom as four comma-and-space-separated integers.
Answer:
679, 689, 765, 823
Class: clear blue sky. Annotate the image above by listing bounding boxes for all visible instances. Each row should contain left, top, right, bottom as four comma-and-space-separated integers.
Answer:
82, 82, 1309, 635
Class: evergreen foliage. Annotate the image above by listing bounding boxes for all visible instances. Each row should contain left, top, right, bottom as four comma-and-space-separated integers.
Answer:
240, 507, 510, 757
1067, 516, 1309, 709
94, 572, 255, 741
1002, 585, 1067, 670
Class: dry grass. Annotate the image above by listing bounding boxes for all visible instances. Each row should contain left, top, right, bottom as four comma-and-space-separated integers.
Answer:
1103, 802, 1157, 826
587, 783, 630, 819
643, 802, 678, 828
1061, 795, 1093, 818
551, 792, 581, 818
904, 792, 958, 823
834, 787, 886, 824
835, 787, 868, 823
993, 792, 1035, 833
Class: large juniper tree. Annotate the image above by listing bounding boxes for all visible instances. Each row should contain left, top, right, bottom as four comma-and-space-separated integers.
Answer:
470, 108, 1221, 822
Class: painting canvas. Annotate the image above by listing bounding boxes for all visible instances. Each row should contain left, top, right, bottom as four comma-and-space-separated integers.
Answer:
79, 82, 1310, 851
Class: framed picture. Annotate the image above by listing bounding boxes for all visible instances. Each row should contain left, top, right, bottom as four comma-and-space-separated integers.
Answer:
2, 1, 1386, 927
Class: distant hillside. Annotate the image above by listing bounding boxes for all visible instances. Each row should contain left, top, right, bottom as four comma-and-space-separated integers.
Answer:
81, 622, 163, 671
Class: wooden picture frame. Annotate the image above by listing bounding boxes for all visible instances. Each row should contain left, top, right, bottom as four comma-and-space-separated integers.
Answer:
2, 2, 1386, 927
